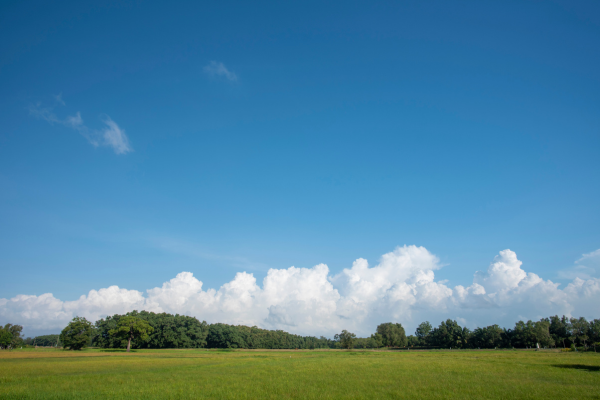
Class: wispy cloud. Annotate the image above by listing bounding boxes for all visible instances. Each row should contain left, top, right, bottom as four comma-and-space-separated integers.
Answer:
29, 97, 132, 155
54, 93, 65, 106
558, 249, 600, 280
148, 236, 269, 272
203, 61, 238, 82
100, 115, 131, 155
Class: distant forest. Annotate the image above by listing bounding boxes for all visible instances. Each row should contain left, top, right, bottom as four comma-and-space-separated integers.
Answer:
91, 311, 600, 350
5, 312, 599, 351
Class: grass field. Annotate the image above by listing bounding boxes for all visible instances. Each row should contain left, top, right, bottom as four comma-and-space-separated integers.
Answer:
0, 348, 599, 399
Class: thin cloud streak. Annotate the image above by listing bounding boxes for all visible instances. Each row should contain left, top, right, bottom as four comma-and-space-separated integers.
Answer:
29, 98, 132, 155
149, 236, 270, 272
558, 249, 600, 280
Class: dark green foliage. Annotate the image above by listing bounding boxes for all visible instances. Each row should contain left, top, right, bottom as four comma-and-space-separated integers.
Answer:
506, 320, 555, 348
94, 311, 209, 349
0, 329, 12, 349
509, 320, 536, 348
32, 334, 61, 347
206, 323, 246, 348
375, 323, 407, 347
403, 316, 591, 350
352, 335, 382, 349
533, 320, 554, 348
407, 335, 419, 347
429, 319, 471, 348
370, 333, 383, 348
109, 316, 153, 352
334, 330, 356, 349
206, 324, 331, 349
95, 312, 331, 350
570, 317, 589, 347
548, 315, 571, 348
589, 319, 600, 350
72, 312, 599, 351
60, 317, 93, 350
1, 324, 24, 348
415, 321, 432, 346
471, 325, 503, 349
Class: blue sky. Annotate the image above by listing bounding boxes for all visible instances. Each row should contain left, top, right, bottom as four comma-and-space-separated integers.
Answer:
1, 0, 599, 335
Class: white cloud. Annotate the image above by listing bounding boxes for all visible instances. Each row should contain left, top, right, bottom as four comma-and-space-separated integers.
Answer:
100, 116, 132, 155
2, 246, 599, 337
29, 100, 132, 155
203, 61, 238, 82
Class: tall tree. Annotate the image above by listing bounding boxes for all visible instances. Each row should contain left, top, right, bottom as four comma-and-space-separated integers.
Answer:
570, 317, 590, 347
533, 320, 554, 348
415, 321, 432, 346
60, 317, 93, 350
511, 320, 536, 348
0, 328, 12, 349
335, 330, 356, 349
370, 333, 383, 348
109, 316, 154, 352
429, 320, 470, 348
376, 323, 407, 347
471, 325, 503, 348
2, 324, 23, 348
94, 311, 209, 349
548, 315, 570, 348
589, 319, 600, 352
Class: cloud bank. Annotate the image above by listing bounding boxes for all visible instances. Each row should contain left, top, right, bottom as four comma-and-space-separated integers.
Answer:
29, 98, 132, 155
2, 246, 599, 337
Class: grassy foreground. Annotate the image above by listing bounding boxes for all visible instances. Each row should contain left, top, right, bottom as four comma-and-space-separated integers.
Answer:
0, 348, 599, 399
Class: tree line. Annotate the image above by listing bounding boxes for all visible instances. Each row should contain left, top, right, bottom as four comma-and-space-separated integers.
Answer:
404, 316, 599, 351
2, 313, 599, 351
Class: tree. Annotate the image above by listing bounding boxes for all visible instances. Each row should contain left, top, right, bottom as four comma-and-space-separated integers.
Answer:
415, 321, 432, 346
109, 316, 154, 352
471, 325, 503, 348
533, 320, 554, 348
589, 319, 600, 352
60, 317, 93, 350
407, 335, 420, 347
511, 320, 536, 348
334, 330, 356, 349
0, 329, 12, 349
429, 320, 470, 348
570, 317, 589, 348
31, 334, 61, 347
548, 315, 570, 348
94, 311, 210, 349
3, 324, 23, 348
376, 323, 407, 347
370, 333, 383, 348
206, 323, 246, 349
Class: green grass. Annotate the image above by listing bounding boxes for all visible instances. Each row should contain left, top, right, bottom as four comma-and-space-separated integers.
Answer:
1, 348, 599, 399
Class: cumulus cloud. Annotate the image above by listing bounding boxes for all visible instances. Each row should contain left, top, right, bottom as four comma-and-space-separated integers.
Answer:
29, 99, 132, 155
203, 61, 238, 82
2, 246, 599, 337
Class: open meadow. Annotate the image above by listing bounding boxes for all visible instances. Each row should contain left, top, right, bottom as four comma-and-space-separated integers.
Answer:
0, 348, 599, 399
